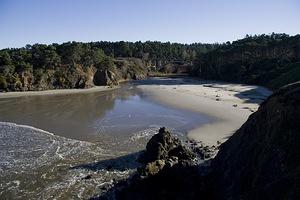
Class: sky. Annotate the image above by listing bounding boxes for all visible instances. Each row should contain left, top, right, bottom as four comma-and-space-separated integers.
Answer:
0, 0, 299, 48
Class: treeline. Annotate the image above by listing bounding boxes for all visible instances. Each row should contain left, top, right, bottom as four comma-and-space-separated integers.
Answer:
192, 33, 300, 89
1, 34, 299, 91
0, 43, 117, 91
0, 41, 219, 91
89, 41, 219, 64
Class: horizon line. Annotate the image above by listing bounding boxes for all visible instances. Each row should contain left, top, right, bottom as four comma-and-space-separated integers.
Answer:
1, 32, 299, 50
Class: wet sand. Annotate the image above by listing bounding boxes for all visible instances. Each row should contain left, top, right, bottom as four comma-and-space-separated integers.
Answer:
0, 86, 117, 99
138, 77, 272, 146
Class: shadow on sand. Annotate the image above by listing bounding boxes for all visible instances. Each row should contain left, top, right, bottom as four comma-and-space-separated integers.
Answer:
132, 76, 203, 86
234, 88, 268, 104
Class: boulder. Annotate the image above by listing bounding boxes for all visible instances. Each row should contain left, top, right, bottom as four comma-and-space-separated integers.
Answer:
93, 69, 119, 86
136, 127, 196, 180
132, 73, 147, 80
139, 127, 195, 164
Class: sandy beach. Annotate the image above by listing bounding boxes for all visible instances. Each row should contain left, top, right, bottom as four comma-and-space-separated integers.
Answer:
0, 85, 118, 99
138, 77, 272, 146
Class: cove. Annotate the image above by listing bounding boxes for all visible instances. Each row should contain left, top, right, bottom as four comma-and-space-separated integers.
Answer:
0, 78, 211, 144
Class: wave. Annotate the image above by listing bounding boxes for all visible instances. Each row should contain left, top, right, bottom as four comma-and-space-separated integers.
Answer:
0, 121, 55, 136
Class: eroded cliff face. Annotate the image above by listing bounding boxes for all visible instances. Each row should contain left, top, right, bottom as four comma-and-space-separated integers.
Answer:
10, 65, 97, 91
212, 81, 300, 199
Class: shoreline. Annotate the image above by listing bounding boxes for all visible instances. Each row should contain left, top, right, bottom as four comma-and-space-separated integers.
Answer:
138, 77, 272, 146
0, 85, 119, 99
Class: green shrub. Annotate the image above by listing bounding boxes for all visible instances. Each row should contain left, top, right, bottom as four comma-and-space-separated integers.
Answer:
269, 63, 300, 89
0, 75, 7, 90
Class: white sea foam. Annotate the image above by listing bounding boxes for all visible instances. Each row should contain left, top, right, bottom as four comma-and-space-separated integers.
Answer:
129, 127, 157, 141
0, 121, 55, 136
0, 121, 137, 199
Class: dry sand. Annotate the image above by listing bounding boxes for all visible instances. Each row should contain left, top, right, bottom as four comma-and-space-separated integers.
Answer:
138, 77, 272, 146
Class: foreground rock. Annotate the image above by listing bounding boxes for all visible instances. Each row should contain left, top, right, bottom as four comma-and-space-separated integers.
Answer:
137, 127, 197, 177
98, 82, 300, 200
97, 127, 204, 200
139, 127, 195, 163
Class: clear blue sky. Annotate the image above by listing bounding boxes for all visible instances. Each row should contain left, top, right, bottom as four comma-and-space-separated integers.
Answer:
0, 0, 299, 48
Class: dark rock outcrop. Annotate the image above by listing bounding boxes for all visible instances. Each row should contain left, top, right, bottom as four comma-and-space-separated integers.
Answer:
93, 69, 119, 86
106, 128, 202, 200
211, 81, 300, 199
139, 127, 196, 165
136, 127, 197, 179
112, 161, 204, 200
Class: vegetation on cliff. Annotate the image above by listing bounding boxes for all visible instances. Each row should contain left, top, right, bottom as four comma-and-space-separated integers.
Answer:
0, 42, 149, 91
192, 33, 300, 89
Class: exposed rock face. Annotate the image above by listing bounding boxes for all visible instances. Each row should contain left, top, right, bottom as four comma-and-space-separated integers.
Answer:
212, 81, 300, 199
132, 73, 147, 80
93, 69, 119, 86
